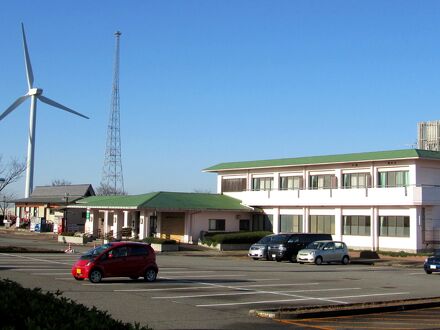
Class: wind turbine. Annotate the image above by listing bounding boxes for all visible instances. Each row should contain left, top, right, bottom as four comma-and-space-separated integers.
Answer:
0, 23, 89, 198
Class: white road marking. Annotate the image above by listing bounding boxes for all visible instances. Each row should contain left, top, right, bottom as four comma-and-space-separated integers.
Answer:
152, 287, 362, 299
160, 274, 247, 278
196, 292, 410, 307
31, 272, 71, 275
15, 268, 71, 271
159, 271, 214, 274
114, 282, 320, 292
0, 253, 71, 265
245, 278, 279, 281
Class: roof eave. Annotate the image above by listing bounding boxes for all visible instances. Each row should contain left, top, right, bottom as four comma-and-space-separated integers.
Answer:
204, 156, 421, 173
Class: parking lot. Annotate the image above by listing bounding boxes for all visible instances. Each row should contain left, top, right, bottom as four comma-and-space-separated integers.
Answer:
1, 247, 440, 329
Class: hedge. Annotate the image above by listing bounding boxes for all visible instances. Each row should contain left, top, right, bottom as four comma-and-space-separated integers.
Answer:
142, 237, 177, 245
201, 231, 272, 246
0, 279, 152, 330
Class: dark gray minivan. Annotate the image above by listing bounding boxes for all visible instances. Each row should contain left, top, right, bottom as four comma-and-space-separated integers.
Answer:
267, 233, 332, 262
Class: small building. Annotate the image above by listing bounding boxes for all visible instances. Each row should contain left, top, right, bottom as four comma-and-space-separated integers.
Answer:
14, 184, 95, 232
203, 149, 440, 253
70, 191, 254, 242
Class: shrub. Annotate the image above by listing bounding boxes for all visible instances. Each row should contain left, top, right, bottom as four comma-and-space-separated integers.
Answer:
201, 231, 272, 245
142, 237, 177, 245
0, 279, 152, 330
60, 232, 76, 236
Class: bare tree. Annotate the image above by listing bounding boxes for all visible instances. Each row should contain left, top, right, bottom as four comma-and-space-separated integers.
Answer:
96, 182, 127, 196
51, 179, 72, 186
0, 192, 16, 220
0, 156, 26, 194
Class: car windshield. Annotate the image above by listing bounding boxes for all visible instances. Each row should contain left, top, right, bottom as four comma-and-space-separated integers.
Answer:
270, 234, 292, 244
79, 243, 113, 260
306, 241, 327, 250
258, 236, 274, 244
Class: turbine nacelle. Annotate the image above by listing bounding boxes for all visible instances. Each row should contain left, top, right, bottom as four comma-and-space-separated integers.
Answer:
28, 88, 43, 96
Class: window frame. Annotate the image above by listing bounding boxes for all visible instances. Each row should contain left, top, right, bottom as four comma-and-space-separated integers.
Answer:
209, 219, 226, 231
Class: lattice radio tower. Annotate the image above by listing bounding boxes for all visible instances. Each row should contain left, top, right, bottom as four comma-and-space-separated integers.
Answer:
101, 31, 124, 194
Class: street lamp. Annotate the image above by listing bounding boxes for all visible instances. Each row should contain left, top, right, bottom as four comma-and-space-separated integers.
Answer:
63, 193, 69, 233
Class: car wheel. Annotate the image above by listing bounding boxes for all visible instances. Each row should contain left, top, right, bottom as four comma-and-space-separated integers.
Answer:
276, 258, 282, 262
89, 269, 102, 283
144, 268, 157, 282
341, 256, 350, 265
315, 256, 323, 265
425, 270, 432, 275
130, 276, 139, 280
298, 262, 303, 264
74, 276, 84, 281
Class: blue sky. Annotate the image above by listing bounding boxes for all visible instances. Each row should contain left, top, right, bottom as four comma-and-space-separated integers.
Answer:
1, 1, 440, 197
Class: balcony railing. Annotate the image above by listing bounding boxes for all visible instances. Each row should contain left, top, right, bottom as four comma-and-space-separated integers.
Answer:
223, 184, 440, 207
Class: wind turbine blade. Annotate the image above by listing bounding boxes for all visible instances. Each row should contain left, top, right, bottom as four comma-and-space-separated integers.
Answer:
38, 95, 89, 119
0, 95, 29, 121
21, 23, 34, 90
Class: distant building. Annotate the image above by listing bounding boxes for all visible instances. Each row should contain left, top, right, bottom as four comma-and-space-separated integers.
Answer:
14, 184, 95, 232
418, 120, 440, 151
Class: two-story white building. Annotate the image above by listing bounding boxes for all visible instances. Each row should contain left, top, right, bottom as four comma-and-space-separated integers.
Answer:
204, 149, 440, 253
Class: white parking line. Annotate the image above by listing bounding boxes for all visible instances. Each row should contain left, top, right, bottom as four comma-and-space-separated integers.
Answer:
152, 287, 362, 299
15, 268, 71, 271
0, 253, 71, 265
31, 272, 71, 275
161, 274, 247, 278
159, 271, 214, 274
114, 282, 320, 292
196, 292, 410, 307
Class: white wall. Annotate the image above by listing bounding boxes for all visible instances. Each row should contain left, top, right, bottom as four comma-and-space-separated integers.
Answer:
190, 211, 251, 243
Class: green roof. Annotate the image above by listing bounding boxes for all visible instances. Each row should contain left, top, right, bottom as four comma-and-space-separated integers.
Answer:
203, 149, 440, 172
73, 191, 251, 211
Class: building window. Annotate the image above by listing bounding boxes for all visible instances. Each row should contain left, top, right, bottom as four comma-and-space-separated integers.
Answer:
222, 178, 247, 192
378, 171, 409, 187
279, 215, 302, 233
279, 176, 303, 190
252, 177, 273, 191
379, 216, 410, 237
342, 173, 371, 189
309, 175, 337, 190
343, 216, 371, 236
49, 209, 55, 215
309, 215, 335, 234
239, 219, 250, 231
252, 214, 273, 231
209, 219, 225, 231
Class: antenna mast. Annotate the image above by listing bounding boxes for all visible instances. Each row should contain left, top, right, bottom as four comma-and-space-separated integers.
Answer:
101, 31, 124, 194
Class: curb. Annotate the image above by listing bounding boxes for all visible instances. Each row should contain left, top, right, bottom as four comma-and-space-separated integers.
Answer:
249, 297, 440, 319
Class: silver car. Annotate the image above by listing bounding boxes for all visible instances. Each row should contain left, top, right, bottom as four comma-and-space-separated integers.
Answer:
296, 240, 350, 265
248, 235, 275, 260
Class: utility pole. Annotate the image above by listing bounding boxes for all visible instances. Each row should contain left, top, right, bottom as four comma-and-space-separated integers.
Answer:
101, 31, 124, 194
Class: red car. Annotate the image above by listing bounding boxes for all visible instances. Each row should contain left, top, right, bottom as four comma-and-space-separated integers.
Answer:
71, 242, 158, 283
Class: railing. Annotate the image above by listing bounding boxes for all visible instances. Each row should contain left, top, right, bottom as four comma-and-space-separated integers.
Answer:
223, 184, 440, 206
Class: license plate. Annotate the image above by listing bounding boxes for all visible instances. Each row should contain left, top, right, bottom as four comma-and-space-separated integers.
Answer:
76, 268, 82, 274
430, 265, 437, 269
272, 254, 276, 258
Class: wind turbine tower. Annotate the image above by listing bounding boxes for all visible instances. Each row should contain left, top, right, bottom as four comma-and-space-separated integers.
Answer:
101, 31, 124, 194
0, 24, 89, 198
